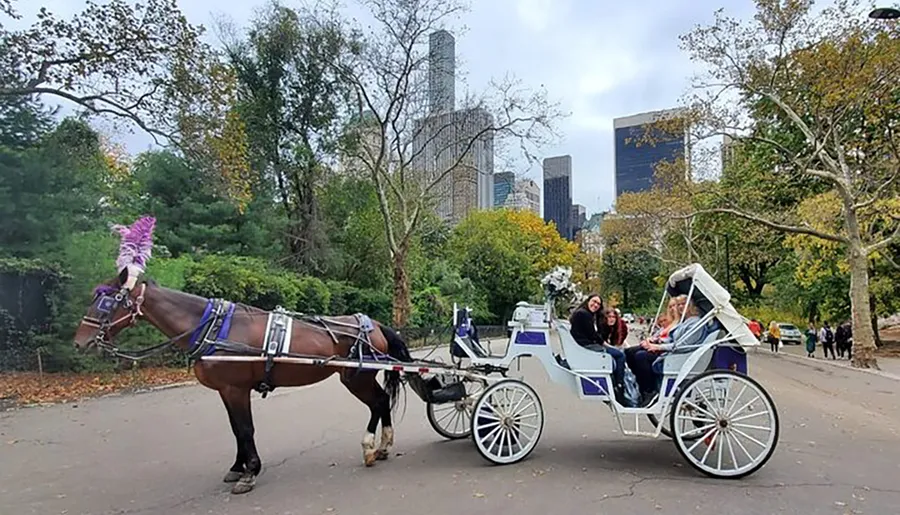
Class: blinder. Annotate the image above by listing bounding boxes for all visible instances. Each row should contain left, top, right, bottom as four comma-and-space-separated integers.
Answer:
81, 283, 146, 346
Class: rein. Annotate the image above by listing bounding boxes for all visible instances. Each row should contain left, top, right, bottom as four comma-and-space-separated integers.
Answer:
82, 283, 387, 364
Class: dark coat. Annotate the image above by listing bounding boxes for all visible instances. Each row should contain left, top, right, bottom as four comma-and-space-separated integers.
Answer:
569, 307, 604, 347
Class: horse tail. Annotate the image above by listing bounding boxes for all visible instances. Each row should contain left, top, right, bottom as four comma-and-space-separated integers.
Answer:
379, 323, 413, 412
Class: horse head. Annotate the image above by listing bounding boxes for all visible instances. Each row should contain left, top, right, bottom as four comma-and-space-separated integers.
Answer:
73, 216, 155, 352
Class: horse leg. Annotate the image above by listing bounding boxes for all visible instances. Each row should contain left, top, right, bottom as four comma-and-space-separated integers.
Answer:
374, 381, 393, 461
220, 385, 261, 494
340, 370, 389, 467
219, 390, 246, 483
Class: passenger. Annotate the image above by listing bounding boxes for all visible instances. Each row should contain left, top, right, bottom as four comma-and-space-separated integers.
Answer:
568, 294, 627, 397
625, 295, 697, 405
599, 308, 628, 348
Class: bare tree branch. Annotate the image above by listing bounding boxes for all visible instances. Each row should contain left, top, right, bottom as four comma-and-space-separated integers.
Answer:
684, 208, 847, 243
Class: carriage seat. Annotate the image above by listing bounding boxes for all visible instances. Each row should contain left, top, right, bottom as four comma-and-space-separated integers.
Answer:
556, 323, 613, 373
450, 334, 488, 358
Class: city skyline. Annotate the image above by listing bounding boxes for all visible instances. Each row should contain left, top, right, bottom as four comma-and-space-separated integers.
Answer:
18, 0, 755, 216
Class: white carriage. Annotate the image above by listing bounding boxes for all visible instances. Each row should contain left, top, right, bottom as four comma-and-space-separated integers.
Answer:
422, 263, 780, 479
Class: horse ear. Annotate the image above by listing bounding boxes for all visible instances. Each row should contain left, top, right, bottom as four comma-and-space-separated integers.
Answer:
118, 267, 129, 287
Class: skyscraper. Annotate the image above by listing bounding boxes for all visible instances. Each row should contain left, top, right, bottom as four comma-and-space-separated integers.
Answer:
571, 204, 587, 238
429, 30, 455, 114
494, 171, 515, 206
412, 108, 494, 225
414, 30, 494, 226
613, 107, 689, 199
543, 155, 573, 240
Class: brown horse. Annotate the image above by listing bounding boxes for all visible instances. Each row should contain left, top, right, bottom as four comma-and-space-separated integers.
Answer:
73, 266, 417, 495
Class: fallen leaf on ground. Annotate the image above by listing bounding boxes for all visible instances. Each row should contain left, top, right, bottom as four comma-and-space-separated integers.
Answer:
0, 368, 195, 407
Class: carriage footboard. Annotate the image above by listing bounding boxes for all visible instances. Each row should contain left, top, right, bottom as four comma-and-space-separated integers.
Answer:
405, 374, 468, 404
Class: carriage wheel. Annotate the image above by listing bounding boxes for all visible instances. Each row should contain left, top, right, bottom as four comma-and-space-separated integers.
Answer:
426, 377, 485, 440
471, 379, 544, 465
671, 370, 779, 479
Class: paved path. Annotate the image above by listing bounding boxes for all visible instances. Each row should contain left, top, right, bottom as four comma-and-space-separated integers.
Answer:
2, 345, 900, 515
762, 339, 900, 377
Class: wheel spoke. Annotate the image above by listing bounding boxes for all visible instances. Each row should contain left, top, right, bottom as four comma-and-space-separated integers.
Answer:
730, 427, 769, 449
512, 400, 536, 419
479, 423, 502, 448
716, 428, 724, 470
730, 428, 755, 462
724, 430, 739, 470
680, 422, 716, 439
727, 384, 748, 414
729, 395, 761, 419
676, 414, 716, 424
478, 405, 503, 421
509, 424, 524, 451
695, 387, 720, 418
687, 425, 718, 454
732, 423, 771, 432
730, 410, 768, 423
683, 398, 717, 420
700, 429, 719, 465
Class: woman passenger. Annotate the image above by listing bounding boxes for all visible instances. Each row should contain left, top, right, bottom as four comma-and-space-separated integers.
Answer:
568, 294, 626, 398
600, 308, 628, 348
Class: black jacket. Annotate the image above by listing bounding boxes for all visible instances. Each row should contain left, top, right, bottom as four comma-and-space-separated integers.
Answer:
569, 307, 604, 347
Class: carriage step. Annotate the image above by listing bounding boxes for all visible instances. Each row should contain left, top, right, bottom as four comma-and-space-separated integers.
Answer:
429, 382, 467, 403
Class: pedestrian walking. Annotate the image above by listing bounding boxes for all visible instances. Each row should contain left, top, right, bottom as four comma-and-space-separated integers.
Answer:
836, 321, 851, 359
819, 321, 836, 360
767, 321, 781, 353
805, 322, 818, 358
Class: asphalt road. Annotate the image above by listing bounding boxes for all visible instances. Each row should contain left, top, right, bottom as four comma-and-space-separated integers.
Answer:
2, 341, 900, 515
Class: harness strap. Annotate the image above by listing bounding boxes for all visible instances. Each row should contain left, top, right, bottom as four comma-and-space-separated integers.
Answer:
256, 307, 293, 398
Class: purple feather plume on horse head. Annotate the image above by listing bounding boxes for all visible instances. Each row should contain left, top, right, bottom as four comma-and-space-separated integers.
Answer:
111, 216, 156, 274
93, 284, 118, 298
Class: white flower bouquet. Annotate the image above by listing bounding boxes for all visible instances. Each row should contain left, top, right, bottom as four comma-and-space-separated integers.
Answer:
540, 266, 579, 302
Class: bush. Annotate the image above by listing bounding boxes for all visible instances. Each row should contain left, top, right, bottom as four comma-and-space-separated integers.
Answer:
326, 280, 392, 322
183, 255, 303, 311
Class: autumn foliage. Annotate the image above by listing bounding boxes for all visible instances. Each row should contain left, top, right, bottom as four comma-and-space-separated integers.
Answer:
0, 367, 195, 408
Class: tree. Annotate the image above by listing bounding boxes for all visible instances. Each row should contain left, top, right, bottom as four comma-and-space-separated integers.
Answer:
0, 118, 108, 257
126, 150, 282, 259
599, 220, 661, 311
221, 1, 353, 271
450, 209, 579, 323
675, 0, 900, 368
318, 174, 392, 289
332, 0, 562, 326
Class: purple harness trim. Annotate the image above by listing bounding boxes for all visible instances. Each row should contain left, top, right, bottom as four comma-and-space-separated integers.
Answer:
187, 300, 235, 355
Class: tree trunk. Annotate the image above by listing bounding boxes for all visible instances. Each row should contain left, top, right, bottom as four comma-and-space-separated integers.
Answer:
391, 243, 411, 328
848, 248, 879, 369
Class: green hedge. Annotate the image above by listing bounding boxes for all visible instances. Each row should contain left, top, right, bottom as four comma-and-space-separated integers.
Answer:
181, 255, 390, 317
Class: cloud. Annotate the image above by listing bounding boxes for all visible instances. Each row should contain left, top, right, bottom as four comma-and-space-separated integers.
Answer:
10, 0, 759, 216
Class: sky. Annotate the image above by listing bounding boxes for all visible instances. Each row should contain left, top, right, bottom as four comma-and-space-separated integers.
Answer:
10, 0, 763, 216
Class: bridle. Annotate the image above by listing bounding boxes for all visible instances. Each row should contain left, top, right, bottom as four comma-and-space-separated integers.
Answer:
80, 283, 146, 353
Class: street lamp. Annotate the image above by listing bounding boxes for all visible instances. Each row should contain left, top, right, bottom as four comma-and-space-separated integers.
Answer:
869, 7, 900, 19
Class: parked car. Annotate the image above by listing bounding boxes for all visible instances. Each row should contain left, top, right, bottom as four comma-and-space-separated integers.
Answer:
622, 313, 635, 323
776, 323, 803, 345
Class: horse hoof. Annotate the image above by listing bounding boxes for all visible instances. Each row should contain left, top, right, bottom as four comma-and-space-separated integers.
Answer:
364, 451, 378, 467
223, 470, 243, 483
231, 474, 256, 494
375, 449, 389, 461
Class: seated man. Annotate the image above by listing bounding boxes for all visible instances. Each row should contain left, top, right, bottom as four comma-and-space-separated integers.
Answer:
567, 294, 626, 398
